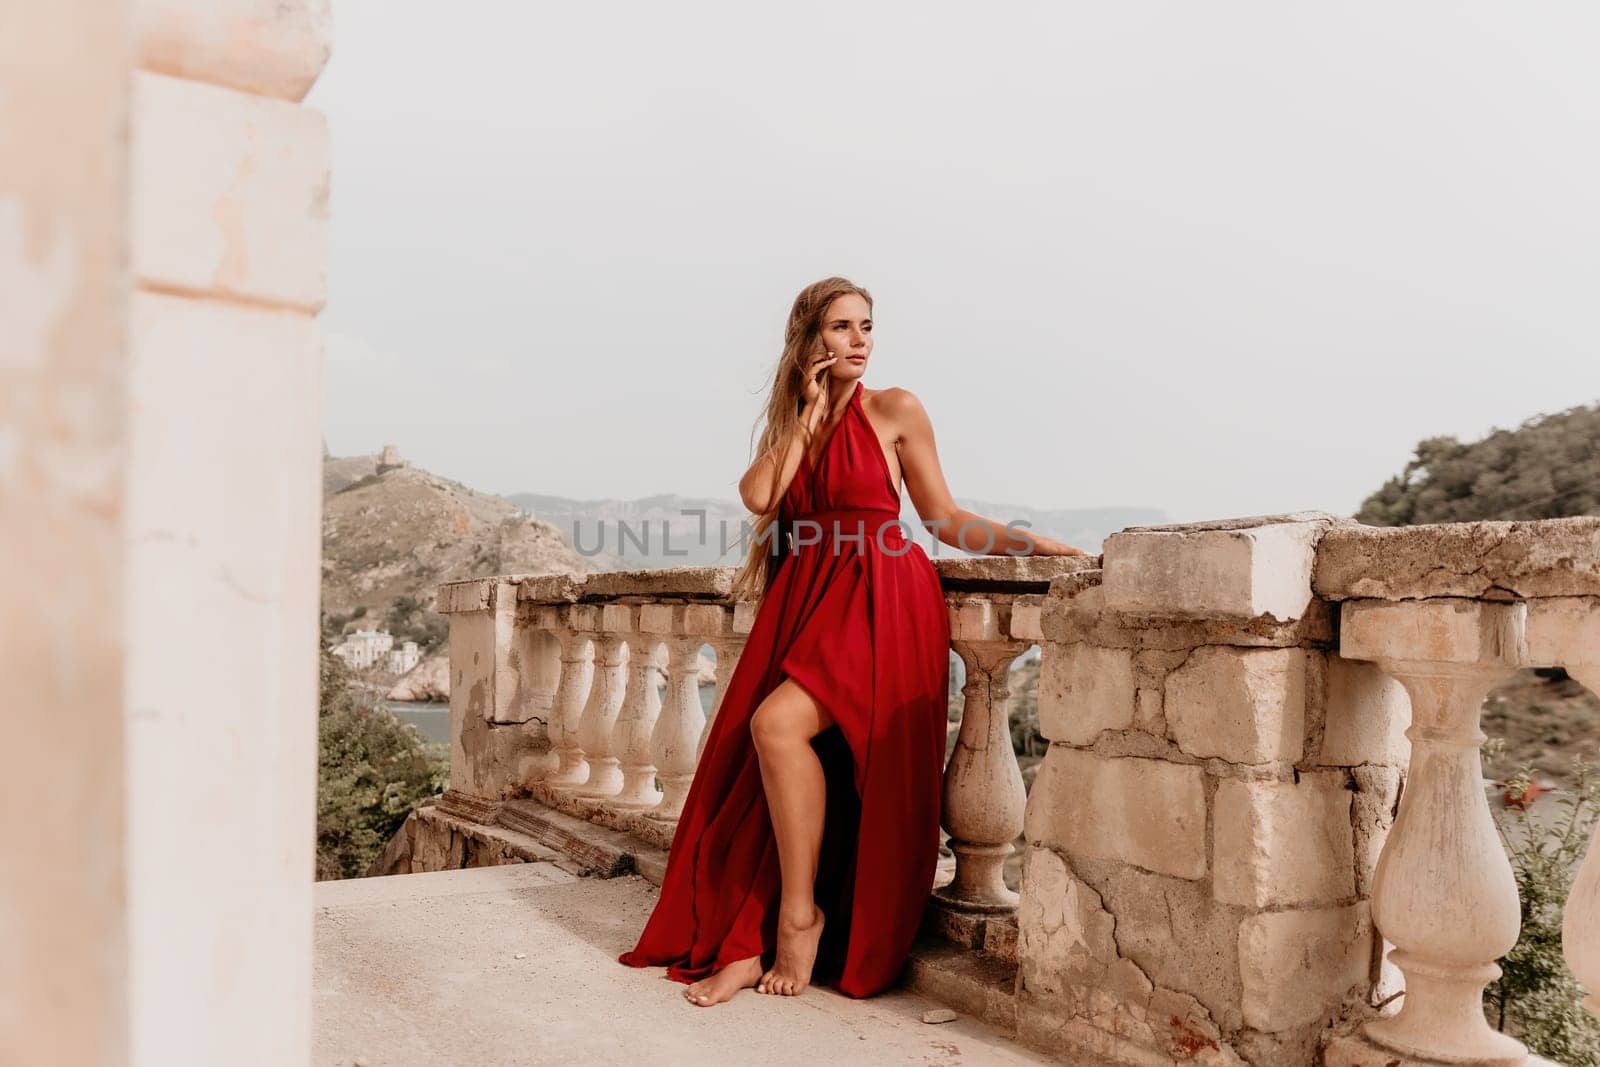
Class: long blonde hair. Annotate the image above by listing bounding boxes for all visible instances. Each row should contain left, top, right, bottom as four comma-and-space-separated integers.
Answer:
730, 276, 874, 603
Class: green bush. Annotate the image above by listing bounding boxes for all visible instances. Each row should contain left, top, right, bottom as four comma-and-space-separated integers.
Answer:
1485, 743, 1600, 1066
317, 651, 447, 880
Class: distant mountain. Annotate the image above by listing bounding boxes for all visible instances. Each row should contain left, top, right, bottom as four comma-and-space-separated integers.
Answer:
506, 492, 753, 569
322, 453, 592, 629
948, 498, 1163, 557
508, 490, 1161, 568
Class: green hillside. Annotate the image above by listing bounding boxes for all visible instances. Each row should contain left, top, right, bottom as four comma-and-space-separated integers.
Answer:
1357, 402, 1600, 526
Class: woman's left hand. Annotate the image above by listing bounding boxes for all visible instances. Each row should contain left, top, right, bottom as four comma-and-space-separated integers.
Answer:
1022, 534, 1091, 557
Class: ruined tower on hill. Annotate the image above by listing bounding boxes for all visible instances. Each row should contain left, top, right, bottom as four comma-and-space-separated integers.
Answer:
376, 444, 408, 475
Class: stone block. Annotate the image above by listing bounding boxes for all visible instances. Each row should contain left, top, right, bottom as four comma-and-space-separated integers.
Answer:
448, 585, 517, 724
599, 603, 637, 633
1070, 853, 1247, 1029
515, 573, 584, 603
1238, 903, 1372, 1031
1010, 600, 1044, 642
436, 579, 495, 614
1038, 644, 1136, 745
134, 0, 332, 101
126, 292, 320, 605
1349, 766, 1401, 898
637, 601, 676, 634
1213, 774, 1355, 907
447, 711, 550, 800
1318, 656, 1410, 766
1133, 648, 1190, 689
525, 605, 561, 632
1134, 688, 1165, 734
679, 602, 733, 637
933, 553, 1095, 591
1340, 598, 1528, 667
1526, 596, 1600, 669
1165, 647, 1306, 764
578, 565, 734, 600
950, 597, 1003, 643
1025, 747, 1207, 880
1314, 517, 1600, 601
132, 71, 328, 309
1018, 847, 1118, 995
1102, 519, 1323, 622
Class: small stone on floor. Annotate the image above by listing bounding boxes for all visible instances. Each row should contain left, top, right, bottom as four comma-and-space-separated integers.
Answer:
921, 1008, 958, 1024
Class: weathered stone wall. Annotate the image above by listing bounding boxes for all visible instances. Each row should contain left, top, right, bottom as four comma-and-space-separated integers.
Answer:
1020, 513, 1600, 1066
1021, 515, 1406, 1065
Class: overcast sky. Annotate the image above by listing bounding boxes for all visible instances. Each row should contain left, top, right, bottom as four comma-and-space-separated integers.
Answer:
309, 1, 1598, 524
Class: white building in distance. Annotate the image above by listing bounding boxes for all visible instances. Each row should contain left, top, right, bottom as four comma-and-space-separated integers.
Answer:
331, 627, 420, 673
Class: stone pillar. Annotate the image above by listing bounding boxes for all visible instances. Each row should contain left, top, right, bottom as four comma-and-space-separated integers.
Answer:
652, 631, 707, 820
124, 5, 330, 1064
542, 621, 594, 788
937, 598, 1027, 912
2, 4, 131, 1064
1341, 598, 1528, 1065
4, 3, 333, 1064
437, 578, 552, 803
699, 600, 755, 758
1525, 598, 1600, 1021
571, 605, 630, 798
610, 615, 664, 811
700, 634, 745, 758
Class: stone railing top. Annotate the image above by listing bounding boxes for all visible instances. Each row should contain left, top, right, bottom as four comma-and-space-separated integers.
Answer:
933, 554, 1100, 593
436, 514, 1600, 619
435, 555, 1094, 614
1118, 509, 1354, 535
1313, 516, 1600, 602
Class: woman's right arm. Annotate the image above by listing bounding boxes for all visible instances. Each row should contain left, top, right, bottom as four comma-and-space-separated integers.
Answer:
739, 409, 816, 514
739, 352, 836, 514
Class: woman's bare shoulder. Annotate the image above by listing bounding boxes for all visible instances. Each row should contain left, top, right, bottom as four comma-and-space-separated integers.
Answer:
863, 386, 929, 433
862, 385, 925, 415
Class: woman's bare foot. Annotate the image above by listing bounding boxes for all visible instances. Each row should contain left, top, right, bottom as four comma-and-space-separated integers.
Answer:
683, 955, 763, 1007
757, 906, 825, 996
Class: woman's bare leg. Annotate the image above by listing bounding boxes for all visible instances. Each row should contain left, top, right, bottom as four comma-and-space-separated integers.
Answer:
750, 677, 834, 996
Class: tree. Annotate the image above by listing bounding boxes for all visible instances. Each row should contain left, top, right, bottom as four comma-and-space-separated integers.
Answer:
317, 650, 447, 879
1357, 403, 1600, 526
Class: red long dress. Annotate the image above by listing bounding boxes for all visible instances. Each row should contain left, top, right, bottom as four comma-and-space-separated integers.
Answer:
618, 380, 951, 998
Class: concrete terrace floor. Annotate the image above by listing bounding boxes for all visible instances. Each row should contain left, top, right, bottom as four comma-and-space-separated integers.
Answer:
314, 864, 1050, 1067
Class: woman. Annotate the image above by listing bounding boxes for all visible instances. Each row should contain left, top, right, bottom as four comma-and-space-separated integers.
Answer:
618, 277, 1087, 1006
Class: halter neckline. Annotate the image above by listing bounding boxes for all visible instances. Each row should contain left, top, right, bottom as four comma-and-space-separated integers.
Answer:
799, 380, 864, 474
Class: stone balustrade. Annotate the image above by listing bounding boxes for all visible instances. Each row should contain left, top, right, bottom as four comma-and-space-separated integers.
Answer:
434, 557, 1080, 859
427, 513, 1600, 1066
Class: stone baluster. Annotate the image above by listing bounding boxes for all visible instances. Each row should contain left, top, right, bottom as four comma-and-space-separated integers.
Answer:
611, 616, 664, 810
1566, 665, 1600, 1019
542, 618, 594, 788
700, 631, 747, 760
1524, 599, 1600, 1021
1341, 599, 1529, 1065
572, 605, 629, 798
651, 631, 707, 820
936, 598, 1027, 912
